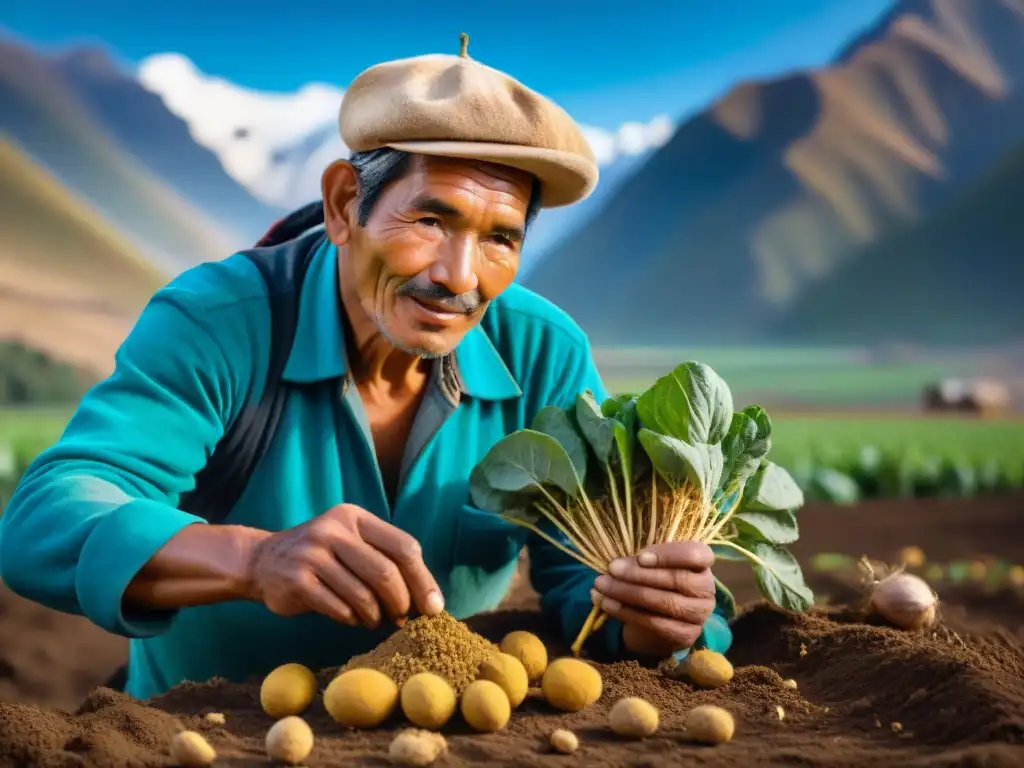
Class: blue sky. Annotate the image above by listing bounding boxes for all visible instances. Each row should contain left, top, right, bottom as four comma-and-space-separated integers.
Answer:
5, 0, 893, 128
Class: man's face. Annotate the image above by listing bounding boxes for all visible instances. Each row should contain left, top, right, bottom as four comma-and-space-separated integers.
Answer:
323, 154, 533, 358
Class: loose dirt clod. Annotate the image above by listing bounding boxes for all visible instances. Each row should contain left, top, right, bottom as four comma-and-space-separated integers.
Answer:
609, 697, 659, 739
323, 668, 398, 728
344, 613, 497, 693
478, 653, 529, 708
260, 662, 318, 718
549, 728, 579, 754
388, 728, 448, 766
399, 672, 457, 730
684, 649, 734, 688
460, 679, 511, 733
542, 658, 603, 712
265, 715, 314, 766
170, 730, 217, 766
499, 631, 548, 682
685, 705, 735, 744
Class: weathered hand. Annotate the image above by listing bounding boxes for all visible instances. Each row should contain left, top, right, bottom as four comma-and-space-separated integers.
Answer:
244, 503, 444, 629
591, 541, 716, 657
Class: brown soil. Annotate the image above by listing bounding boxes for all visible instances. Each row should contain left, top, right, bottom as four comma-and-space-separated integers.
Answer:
1, 493, 1023, 767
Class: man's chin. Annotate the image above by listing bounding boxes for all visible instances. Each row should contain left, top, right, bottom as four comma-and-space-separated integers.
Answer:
380, 325, 461, 359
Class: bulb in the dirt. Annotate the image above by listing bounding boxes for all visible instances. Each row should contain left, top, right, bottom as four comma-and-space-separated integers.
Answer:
400, 672, 457, 729
478, 653, 529, 708
685, 705, 735, 744
609, 697, 660, 738
499, 631, 548, 682
264, 716, 314, 766
323, 668, 399, 728
683, 649, 734, 688
260, 662, 317, 718
549, 729, 579, 754
870, 572, 938, 630
202, 712, 226, 725
170, 731, 216, 767
388, 728, 448, 766
897, 546, 926, 568
781, 678, 798, 690
541, 658, 603, 712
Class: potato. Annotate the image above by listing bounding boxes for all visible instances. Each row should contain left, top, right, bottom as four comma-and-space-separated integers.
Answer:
260, 662, 317, 718
500, 631, 548, 682
388, 728, 448, 766
202, 712, 226, 725
684, 650, 733, 689
400, 672, 457, 729
170, 731, 216, 767
609, 697, 659, 739
781, 678, 798, 690
685, 705, 735, 744
323, 668, 399, 728
541, 658, 602, 712
478, 653, 529, 708
265, 715, 314, 766
460, 679, 511, 733
549, 728, 579, 754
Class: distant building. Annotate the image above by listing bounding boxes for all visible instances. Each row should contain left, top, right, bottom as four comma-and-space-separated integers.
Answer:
922, 378, 1012, 414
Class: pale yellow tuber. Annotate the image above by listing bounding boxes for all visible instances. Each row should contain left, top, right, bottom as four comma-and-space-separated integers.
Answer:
549, 728, 579, 754
260, 662, 317, 718
500, 631, 548, 682
388, 728, 448, 766
870, 571, 938, 630
541, 658, 602, 712
460, 679, 511, 733
202, 712, 226, 725
170, 731, 217, 767
609, 697, 659, 739
781, 678, 798, 690
683, 649, 734, 688
478, 653, 529, 708
400, 672, 457, 729
685, 705, 735, 745
265, 715, 314, 766
323, 668, 399, 728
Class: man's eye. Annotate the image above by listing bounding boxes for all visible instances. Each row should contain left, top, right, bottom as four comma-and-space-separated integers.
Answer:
490, 234, 515, 247
417, 217, 441, 228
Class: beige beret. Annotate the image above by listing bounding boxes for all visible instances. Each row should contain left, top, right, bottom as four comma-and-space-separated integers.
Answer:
339, 39, 598, 207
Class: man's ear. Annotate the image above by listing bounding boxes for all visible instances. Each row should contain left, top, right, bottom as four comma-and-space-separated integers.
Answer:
322, 160, 358, 246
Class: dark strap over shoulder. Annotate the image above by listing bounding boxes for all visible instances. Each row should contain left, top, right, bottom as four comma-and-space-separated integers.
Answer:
178, 203, 327, 524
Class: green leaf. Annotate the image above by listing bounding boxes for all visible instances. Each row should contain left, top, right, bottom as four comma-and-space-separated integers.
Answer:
748, 541, 814, 611
734, 508, 799, 545
636, 361, 734, 445
470, 430, 582, 512
637, 429, 723, 502
711, 543, 748, 562
713, 576, 738, 620
469, 462, 536, 515
531, 405, 588, 480
744, 461, 804, 512
600, 393, 635, 419
575, 391, 615, 460
720, 407, 772, 491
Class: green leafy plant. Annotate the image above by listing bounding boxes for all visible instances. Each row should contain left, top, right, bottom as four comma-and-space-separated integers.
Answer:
469, 361, 813, 656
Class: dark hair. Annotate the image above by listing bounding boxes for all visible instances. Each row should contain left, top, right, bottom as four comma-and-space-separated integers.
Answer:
348, 148, 544, 235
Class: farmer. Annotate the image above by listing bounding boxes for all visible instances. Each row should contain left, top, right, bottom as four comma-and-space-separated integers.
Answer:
0, 38, 731, 700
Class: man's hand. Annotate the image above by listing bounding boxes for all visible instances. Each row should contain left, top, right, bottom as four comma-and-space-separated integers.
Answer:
591, 541, 716, 657
244, 504, 444, 629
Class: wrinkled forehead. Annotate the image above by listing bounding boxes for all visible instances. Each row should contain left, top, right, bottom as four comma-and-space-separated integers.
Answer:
403, 154, 536, 208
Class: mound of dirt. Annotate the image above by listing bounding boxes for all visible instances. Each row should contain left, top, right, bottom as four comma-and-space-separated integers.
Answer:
2, 603, 1023, 767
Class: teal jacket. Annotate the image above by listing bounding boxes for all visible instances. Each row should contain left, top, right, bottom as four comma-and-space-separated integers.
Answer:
0, 239, 731, 700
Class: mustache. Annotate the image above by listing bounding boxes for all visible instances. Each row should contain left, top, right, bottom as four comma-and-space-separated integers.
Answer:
396, 278, 483, 314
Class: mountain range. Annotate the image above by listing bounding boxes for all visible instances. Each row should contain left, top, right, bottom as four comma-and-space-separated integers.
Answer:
525, 0, 1024, 346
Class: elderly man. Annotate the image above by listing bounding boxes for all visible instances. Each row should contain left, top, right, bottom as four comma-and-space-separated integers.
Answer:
0, 39, 731, 700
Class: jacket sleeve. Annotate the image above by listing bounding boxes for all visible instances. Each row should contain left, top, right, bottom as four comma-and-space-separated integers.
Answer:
525, 340, 734, 658
0, 285, 247, 638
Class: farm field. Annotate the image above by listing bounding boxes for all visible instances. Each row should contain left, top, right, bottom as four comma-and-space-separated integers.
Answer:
1, 494, 1022, 766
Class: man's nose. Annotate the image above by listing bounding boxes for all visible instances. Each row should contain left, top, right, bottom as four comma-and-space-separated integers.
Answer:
429, 234, 479, 296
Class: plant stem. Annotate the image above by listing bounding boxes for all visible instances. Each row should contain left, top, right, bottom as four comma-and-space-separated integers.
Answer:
571, 604, 604, 656
646, 472, 659, 550
699, 490, 744, 543
707, 537, 764, 567
604, 464, 632, 555
536, 484, 614, 564
593, 613, 608, 632
503, 517, 606, 573
535, 499, 604, 566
